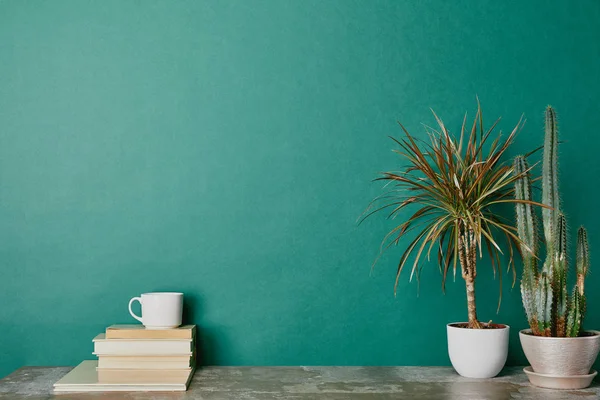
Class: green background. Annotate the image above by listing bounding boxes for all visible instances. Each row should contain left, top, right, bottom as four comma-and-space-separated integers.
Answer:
1, 0, 600, 378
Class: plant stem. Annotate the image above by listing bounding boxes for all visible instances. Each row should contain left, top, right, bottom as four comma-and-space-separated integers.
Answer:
459, 226, 482, 329
465, 275, 481, 329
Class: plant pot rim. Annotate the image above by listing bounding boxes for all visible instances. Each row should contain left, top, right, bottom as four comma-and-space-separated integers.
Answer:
519, 329, 600, 338
448, 322, 509, 329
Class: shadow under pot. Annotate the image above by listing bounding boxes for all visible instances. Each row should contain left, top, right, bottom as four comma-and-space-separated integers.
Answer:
447, 323, 509, 378
520, 329, 600, 389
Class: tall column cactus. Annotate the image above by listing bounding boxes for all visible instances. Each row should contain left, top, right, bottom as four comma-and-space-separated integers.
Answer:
514, 155, 539, 333
542, 107, 559, 252
514, 106, 590, 337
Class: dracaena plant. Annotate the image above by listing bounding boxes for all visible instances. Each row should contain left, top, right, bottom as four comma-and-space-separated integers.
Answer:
361, 102, 544, 329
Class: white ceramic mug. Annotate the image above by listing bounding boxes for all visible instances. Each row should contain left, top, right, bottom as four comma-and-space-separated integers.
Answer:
128, 292, 183, 329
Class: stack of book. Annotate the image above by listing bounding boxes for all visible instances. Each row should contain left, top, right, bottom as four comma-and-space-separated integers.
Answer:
95, 324, 196, 382
54, 324, 196, 392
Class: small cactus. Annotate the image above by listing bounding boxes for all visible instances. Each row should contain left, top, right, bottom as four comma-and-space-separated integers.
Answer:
514, 106, 590, 337
555, 214, 568, 337
576, 227, 590, 295
535, 272, 552, 336
566, 288, 583, 338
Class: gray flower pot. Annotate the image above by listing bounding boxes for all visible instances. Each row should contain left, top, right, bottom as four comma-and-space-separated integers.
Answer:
519, 329, 600, 376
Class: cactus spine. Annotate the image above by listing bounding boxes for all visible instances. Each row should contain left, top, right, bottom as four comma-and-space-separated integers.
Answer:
515, 106, 590, 337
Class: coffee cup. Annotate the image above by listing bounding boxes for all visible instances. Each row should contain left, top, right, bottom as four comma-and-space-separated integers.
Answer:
128, 292, 183, 329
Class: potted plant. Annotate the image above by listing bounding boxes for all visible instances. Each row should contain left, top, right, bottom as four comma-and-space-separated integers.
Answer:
362, 102, 541, 378
514, 106, 599, 390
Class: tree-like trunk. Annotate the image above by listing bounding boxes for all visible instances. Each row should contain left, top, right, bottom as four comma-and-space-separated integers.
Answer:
465, 274, 481, 329
458, 226, 482, 329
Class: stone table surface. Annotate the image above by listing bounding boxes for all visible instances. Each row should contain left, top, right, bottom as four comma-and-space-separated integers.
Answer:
1, 366, 599, 400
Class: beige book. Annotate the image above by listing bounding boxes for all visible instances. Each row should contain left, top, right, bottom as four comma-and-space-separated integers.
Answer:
53, 360, 194, 392
106, 324, 196, 339
98, 367, 192, 383
97, 355, 194, 369
93, 333, 194, 355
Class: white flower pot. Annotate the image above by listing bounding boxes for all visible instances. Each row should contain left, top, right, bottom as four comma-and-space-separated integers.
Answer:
447, 323, 509, 378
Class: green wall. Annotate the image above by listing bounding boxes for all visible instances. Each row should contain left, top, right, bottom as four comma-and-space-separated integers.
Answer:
1, 0, 600, 378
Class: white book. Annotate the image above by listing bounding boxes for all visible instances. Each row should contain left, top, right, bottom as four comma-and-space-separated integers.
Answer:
97, 355, 194, 369
92, 333, 194, 355
54, 360, 194, 392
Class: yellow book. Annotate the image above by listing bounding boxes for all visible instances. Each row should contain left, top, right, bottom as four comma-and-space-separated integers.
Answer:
105, 324, 196, 339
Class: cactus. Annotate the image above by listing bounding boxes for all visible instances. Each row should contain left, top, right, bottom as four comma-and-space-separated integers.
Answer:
514, 156, 539, 333
555, 214, 568, 337
514, 106, 590, 337
566, 288, 583, 338
535, 272, 552, 336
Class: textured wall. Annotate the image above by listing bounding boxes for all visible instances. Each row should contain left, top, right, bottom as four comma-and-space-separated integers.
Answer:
1, 0, 600, 378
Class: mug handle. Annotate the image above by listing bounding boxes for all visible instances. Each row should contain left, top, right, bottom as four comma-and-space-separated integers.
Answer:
128, 297, 143, 323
